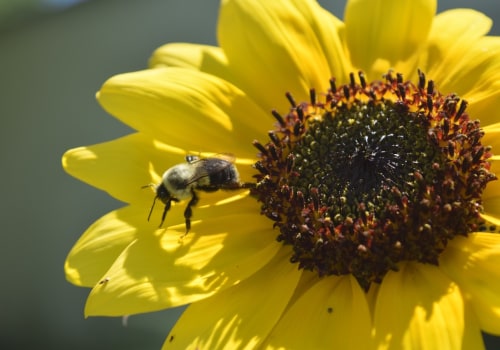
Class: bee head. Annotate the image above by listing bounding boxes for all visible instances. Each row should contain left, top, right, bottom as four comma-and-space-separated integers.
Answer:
155, 183, 172, 204
143, 183, 173, 227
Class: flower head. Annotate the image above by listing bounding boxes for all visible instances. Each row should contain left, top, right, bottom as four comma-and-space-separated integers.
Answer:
63, 0, 500, 348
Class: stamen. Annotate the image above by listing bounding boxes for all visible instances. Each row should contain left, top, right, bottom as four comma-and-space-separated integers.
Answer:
349, 72, 356, 88
427, 80, 435, 96
358, 71, 367, 89
329, 78, 337, 93
455, 100, 468, 121
418, 70, 426, 90
342, 85, 350, 100
285, 92, 296, 108
251, 71, 496, 289
268, 131, 281, 146
296, 106, 304, 121
396, 73, 403, 84
272, 109, 286, 127
252, 140, 269, 156
310, 89, 316, 106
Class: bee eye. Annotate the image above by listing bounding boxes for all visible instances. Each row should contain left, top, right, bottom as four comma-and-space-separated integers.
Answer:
185, 155, 199, 163
156, 184, 170, 203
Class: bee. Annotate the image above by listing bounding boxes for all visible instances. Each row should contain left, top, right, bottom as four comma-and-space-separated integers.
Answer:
145, 154, 254, 233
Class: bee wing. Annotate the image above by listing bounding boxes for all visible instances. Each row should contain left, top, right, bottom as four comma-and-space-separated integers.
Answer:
184, 157, 234, 186
187, 153, 235, 164
212, 153, 236, 163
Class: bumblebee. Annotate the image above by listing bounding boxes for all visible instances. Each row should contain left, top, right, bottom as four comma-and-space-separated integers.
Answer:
146, 155, 253, 232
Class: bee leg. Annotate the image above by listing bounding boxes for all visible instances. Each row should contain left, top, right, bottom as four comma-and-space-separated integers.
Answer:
184, 189, 199, 233
159, 199, 172, 228
240, 182, 256, 189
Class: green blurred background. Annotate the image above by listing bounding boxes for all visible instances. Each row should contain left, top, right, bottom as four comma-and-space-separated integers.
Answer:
1, 0, 499, 348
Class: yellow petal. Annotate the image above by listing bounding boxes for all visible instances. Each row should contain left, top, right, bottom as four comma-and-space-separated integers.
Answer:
440, 233, 500, 335
263, 275, 372, 349
482, 122, 500, 152
62, 133, 188, 204
97, 68, 269, 157
422, 9, 493, 87
67, 194, 262, 289
483, 126, 500, 218
292, 0, 352, 79
149, 43, 229, 78
457, 38, 500, 126
65, 205, 140, 286
62, 133, 257, 204
373, 262, 483, 349
218, 0, 349, 113
425, 35, 500, 126
344, 0, 436, 80
483, 124, 500, 209
162, 248, 301, 350
418, 10, 500, 125
85, 203, 279, 316
482, 181, 500, 218
70, 196, 256, 285
483, 199, 500, 222
483, 164, 500, 222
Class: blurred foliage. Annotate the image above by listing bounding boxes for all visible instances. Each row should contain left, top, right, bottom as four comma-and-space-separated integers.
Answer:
0, 0, 86, 31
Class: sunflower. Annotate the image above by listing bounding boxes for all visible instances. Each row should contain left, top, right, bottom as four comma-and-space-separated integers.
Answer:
63, 0, 500, 349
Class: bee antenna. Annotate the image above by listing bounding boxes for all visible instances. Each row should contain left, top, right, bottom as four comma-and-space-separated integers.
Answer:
147, 196, 158, 222
142, 184, 158, 222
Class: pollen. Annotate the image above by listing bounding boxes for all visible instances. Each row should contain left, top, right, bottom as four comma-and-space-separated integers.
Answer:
251, 71, 497, 290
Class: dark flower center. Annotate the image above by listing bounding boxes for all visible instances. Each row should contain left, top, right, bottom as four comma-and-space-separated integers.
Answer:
251, 71, 496, 290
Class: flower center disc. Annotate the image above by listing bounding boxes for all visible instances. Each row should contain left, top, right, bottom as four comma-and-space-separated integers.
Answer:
251, 71, 496, 289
